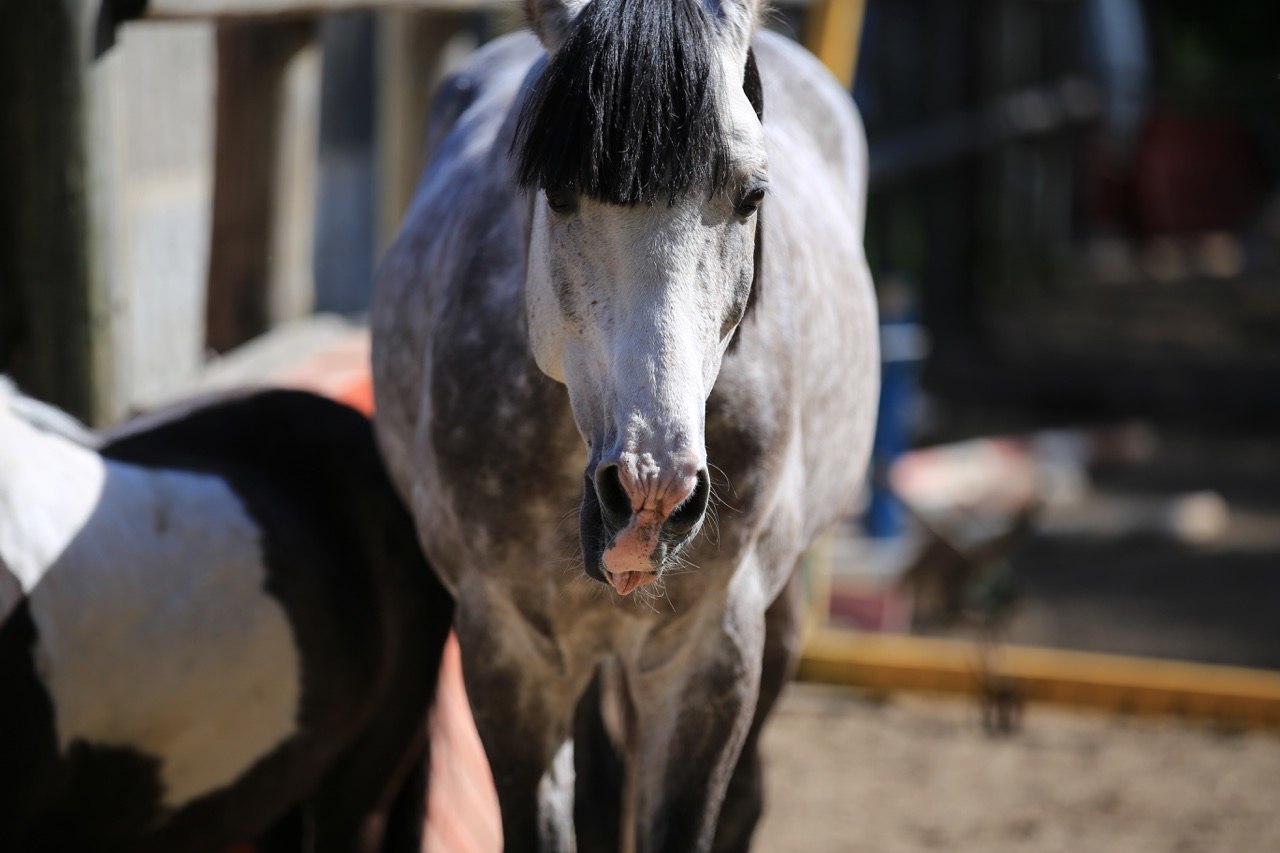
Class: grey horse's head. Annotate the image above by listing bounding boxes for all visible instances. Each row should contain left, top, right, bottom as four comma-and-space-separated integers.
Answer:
514, 0, 766, 595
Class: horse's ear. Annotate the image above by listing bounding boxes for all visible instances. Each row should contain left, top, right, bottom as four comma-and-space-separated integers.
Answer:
523, 0, 592, 52
709, 0, 764, 57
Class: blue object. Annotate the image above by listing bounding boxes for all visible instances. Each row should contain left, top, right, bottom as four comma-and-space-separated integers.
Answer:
864, 297, 927, 539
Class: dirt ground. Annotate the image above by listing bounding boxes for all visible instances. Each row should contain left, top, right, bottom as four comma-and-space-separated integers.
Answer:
752, 425, 1280, 851
755, 683, 1280, 853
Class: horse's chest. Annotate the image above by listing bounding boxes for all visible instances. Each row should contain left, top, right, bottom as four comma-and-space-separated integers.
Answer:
20, 463, 303, 811
427, 344, 587, 566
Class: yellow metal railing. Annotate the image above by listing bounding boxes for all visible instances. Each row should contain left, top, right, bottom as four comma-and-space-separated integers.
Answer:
804, 0, 868, 89
801, 629, 1280, 729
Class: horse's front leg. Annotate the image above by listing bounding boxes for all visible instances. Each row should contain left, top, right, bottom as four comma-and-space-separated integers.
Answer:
456, 601, 588, 853
711, 570, 803, 852
629, 596, 766, 853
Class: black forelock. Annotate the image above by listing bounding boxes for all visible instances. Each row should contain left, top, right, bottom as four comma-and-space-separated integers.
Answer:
512, 0, 733, 206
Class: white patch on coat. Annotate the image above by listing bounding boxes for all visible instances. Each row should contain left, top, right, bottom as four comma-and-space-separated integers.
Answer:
0, 406, 302, 810
537, 737, 577, 850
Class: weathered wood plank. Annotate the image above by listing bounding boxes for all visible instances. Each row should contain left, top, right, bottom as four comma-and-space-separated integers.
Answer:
146, 0, 507, 19
375, 9, 472, 250
800, 630, 1280, 728
205, 19, 314, 353
141, 0, 820, 21
0, 0, 117, 424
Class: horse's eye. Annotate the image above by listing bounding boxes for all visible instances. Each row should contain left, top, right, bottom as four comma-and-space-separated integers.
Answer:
734, 185, 767, 219
545, 187, 579, 216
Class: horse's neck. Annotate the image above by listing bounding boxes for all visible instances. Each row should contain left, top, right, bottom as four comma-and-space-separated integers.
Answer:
0, 408, 108, 596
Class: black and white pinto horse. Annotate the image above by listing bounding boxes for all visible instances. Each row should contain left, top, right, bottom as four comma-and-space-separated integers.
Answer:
0, 380, 453, 852
373, 0, 878, 849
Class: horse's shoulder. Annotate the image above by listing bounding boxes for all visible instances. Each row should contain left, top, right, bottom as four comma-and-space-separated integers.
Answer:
753, 30, 850, 102
754, 30, 867, 193
421, 31, 544, 172
398, 31, 538, 278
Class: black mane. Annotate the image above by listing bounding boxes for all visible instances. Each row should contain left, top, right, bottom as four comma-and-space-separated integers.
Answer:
512, 0, 732, 205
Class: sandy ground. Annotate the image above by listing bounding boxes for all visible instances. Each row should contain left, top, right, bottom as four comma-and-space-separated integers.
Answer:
755, 683, 1280, 853
753, 426, 1280, 851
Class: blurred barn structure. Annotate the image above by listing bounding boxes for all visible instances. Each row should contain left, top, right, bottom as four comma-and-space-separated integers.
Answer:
855, 0, 1279, 424
1, 4, 1277, 847
2, 0, 504, 424
0, 0, 862, 425
2, 0, 1274, 429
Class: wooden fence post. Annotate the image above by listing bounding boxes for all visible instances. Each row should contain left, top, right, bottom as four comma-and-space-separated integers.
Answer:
805, 0, 867, 90
0, 0, 118, 424
375, 9, 471, 251
205, 19, 313, 354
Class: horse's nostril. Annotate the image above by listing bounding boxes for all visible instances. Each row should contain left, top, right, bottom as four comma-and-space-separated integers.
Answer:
666, 468, 710, 536
594, 464, 633, 530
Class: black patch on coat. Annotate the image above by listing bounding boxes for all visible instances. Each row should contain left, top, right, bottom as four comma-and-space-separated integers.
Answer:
0, 558, 21, 618
578, 472, 609, 582
0, 600, 67, 847
21, 744, 167, 852
573, 668, 626, 848
0, 601, 165, 851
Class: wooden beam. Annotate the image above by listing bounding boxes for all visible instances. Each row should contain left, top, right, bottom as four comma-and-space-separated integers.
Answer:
804, 0, 866, 90
375, 9, 471, 251
134, 0, 823, 23
145, 0, 506, 19
0, 0, 118, 424
205, 19, 314, 353
800, 630, 1280, 728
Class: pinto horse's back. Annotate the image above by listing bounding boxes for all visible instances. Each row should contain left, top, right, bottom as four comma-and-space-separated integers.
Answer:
1, 389, 452, 852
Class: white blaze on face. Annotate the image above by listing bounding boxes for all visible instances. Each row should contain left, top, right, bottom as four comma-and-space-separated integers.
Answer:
521, 9, 770, 574
0, 413, 302, 810
523, 37, 768, 441
527, 184, 759, 456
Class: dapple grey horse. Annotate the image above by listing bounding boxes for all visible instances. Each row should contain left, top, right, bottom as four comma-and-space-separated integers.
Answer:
373, 0, 878, 849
